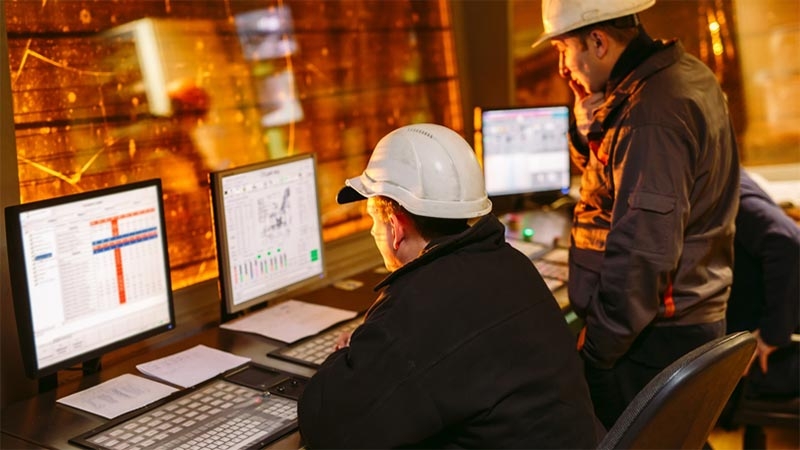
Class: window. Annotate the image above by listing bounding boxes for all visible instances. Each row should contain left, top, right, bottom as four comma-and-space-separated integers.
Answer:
5, 0, 463, 289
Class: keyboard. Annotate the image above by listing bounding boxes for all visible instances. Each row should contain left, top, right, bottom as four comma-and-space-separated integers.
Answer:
534, 259, 568, 282
70, 379, 297, 450
506, 239, 569, 291
269, 317, 362, 368
533, 247, 570, 292
540, 246, 568, 264
506, 238, 548, 259
534, 260, 567, 291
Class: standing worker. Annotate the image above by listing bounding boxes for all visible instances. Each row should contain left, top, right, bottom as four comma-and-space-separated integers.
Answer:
298, 123, 604, 448
532, 0, 740, 429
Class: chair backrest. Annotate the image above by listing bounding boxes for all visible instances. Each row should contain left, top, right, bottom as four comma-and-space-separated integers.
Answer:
598, 331, 757, 450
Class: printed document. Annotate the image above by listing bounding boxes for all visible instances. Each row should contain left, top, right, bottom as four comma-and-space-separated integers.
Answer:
220, 299, 358, 343
57, 373, 177, 419
136, 344, 251, 388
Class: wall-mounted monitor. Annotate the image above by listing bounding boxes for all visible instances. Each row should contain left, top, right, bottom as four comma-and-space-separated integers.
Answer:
210, 153, 325, 318
5, 179, 176, 383
477, 105, 571, 213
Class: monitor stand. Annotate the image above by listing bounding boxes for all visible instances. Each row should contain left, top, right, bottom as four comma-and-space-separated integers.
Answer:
220, 300, 244, 324
493, 192, 575, 217
38, 357, 102, 394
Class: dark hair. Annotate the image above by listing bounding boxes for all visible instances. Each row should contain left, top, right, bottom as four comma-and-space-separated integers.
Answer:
567, 14, 643, 49
371, 196, 469, 241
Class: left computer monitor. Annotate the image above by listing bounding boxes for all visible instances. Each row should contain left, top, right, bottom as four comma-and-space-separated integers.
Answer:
5, 179, 176, 385
210, 153, 326, 319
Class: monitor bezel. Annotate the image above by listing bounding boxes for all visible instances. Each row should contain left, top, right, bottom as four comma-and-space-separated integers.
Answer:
209, 152, 327, 317
4, 179, 176, 380
478, 104, 572, 213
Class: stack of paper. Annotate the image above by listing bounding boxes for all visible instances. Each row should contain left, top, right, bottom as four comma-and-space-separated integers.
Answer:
136, 344, 251, 388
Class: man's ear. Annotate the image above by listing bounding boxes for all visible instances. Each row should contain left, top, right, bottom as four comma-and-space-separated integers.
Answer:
588, 30, 609, 58
388, 213, 406, 251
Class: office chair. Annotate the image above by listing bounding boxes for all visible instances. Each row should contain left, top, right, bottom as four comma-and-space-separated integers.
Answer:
597, 331, 757, 450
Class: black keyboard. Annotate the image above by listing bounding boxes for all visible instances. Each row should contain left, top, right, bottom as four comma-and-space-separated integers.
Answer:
533, 247, 569, 292
269, 317, 362, 368
70, 378, 297, 450
506, 238, 549, 259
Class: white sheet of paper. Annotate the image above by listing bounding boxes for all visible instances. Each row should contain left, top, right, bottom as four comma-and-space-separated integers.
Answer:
766, 180, 800, 206
747, 171, 800, 205
219, 299, 358, 343
136, 344, 251, 388
57, 373, 178, 419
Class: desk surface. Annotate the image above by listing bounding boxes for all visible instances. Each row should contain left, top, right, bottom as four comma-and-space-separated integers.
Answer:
1, 327, 310, 449
0, 265, 389, 450
1, 208, 574, 449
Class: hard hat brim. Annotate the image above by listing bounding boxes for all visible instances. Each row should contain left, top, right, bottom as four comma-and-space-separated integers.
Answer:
531, 29, 565, 49
336, 184, 368, 204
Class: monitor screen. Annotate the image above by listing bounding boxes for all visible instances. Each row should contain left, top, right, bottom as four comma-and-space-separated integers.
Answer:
210, 153, 325, 316
479, 105, 571, 204
5, 179, 176, 379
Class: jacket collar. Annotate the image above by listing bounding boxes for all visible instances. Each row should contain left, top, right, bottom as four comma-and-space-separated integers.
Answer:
588, 38, 683, 137
606, 29, 661, 93
374, 214, 505, 290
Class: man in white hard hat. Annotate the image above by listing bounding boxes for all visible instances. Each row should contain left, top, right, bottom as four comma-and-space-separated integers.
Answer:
298, 123, 604, 448
533, 0, 740, 429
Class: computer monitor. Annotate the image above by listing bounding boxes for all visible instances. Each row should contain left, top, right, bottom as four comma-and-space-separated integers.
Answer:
477, 105, 571, 213
210, 153, 325, 318
4, 179, 176, 384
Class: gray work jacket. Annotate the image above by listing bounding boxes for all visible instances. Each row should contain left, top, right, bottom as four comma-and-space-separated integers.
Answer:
569, 39, 740, 369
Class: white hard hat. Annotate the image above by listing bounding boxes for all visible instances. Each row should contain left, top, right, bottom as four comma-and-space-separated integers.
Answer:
337, 123, 492, 219
531, 0, 655, 49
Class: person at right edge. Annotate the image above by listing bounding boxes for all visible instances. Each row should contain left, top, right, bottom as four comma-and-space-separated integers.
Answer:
531, 0, 741, 430
727, 169, 799, 397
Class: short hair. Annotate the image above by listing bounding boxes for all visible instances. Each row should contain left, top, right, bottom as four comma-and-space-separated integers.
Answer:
370, 196, 469, 241
566, 14, 643, 49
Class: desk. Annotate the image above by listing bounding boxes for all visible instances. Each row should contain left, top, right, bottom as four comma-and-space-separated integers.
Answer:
1, 327, 312, 449
0, 266, 387, 450
501, 207, 572, 248
1, 209, 575, 449
501, 207, 573, 313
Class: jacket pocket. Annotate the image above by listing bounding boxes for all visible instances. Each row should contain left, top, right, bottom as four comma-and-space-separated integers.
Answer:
625, 191, 676, 256
628, 191, 674, 214
568, 247, 602, 317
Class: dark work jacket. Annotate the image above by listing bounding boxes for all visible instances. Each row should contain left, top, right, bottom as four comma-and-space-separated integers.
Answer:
568, 38, 740, 369
727, 170, 800, 346
298, 214, 603, 449
727, 170, 799, 395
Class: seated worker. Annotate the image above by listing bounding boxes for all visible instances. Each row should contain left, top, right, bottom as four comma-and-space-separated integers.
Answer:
297, 124, 604, 448
727, 169, 800, 396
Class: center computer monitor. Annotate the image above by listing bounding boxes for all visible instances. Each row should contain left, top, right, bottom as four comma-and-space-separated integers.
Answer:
478, 105, 571, 214
4, 179, 176, 382
210, 153, 325, 318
